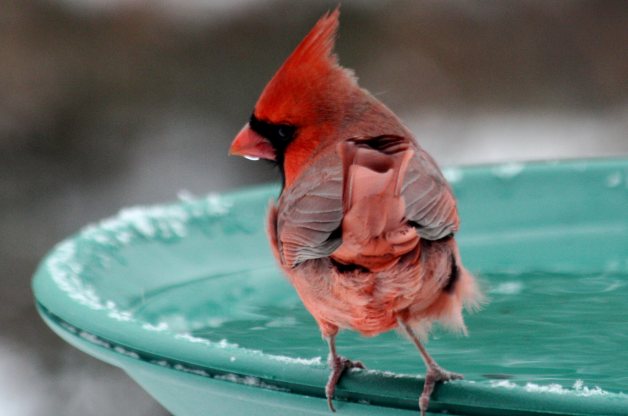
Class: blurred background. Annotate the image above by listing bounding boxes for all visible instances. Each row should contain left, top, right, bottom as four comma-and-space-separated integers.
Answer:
2, 0, 627, 414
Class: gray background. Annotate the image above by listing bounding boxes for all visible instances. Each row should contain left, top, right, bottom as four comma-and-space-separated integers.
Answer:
2, 0, 627, 415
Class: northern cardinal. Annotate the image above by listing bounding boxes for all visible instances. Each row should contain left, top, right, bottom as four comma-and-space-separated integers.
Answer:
230, 9, 480, 415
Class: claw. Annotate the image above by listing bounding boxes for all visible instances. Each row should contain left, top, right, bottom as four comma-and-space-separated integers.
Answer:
419, 365, 463, 416
325, 356, 365, 412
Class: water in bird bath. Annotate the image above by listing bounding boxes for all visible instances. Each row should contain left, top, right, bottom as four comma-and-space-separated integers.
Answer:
130, 265, 628, 395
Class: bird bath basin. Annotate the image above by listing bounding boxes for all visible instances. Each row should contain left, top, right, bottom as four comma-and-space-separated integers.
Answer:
33, 158, 628, 415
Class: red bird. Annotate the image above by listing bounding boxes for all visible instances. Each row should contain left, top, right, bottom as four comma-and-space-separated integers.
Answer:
230, 9, 481, 415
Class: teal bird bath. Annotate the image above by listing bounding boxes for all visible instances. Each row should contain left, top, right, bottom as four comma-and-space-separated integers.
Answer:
33, 158, 628, 415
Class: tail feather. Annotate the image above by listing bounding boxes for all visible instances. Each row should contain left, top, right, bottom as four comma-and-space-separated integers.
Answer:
405, 264, 485, 341
332, 138, 419, 271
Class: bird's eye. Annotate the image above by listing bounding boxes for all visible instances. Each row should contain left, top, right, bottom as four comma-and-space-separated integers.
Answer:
249, 114, 296, 148
273, 125, 296, 141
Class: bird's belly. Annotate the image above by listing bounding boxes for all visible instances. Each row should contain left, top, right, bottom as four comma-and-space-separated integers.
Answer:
290, 260, 427, 337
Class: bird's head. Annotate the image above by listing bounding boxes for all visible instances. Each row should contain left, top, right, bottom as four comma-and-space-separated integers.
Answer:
229, 8, 358, 187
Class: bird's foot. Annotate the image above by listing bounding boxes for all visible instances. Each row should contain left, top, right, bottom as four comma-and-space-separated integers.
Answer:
326, 355, 365, 412
419, 366, 463, 416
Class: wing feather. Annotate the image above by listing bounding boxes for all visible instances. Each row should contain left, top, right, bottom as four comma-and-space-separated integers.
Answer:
276, 161, 343, 267
403, 148, 459, 240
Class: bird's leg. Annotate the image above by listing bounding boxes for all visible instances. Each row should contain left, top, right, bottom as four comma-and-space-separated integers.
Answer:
324, 334, 365, 412
398, 319, 463, 416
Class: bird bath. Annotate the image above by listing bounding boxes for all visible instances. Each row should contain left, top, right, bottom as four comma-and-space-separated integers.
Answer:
33, 158, 628, 415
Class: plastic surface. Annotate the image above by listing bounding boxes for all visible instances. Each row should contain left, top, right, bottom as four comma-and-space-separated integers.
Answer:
33, 158, 628, 415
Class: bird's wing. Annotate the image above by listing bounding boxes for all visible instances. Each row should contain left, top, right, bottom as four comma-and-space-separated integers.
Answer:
402, 146, 459, 240
275, 153, 344, 268
334, 135, 457, 242
274, 138, 458, 268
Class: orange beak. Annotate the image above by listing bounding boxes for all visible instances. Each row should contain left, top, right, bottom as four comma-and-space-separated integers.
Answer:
229, 124, 276, 161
